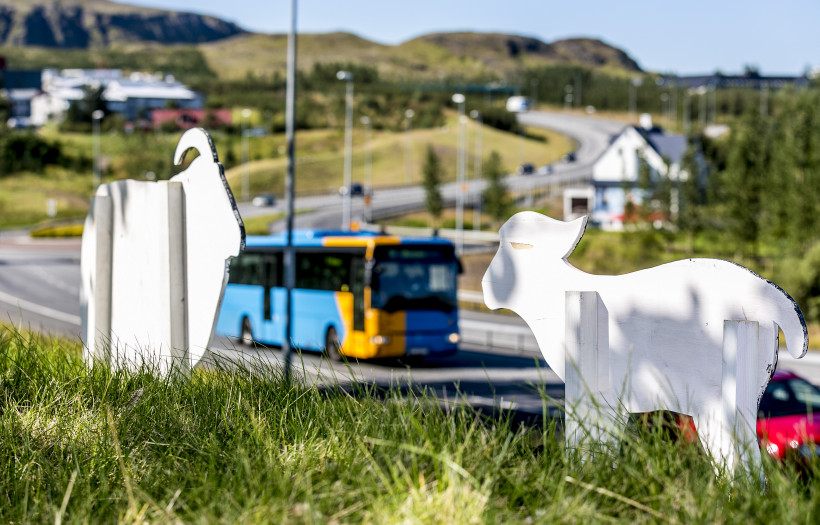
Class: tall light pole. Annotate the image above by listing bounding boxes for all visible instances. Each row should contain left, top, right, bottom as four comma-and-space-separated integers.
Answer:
361, 115, 372, 223
470, 109, 482, 231
629, 77, 642, 119
337, 70, 354, 229
452, 93, 466, 255
404, 109, 414, 185
92, 109, 104, 188
241, 107, 251, 201
283, 0, 298, 385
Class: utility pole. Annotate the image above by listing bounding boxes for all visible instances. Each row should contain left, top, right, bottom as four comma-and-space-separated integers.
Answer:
452, 93, 465, 254
283, 0, 298, 385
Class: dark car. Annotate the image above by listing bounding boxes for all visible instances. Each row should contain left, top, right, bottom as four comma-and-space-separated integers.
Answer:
339, 183, 364, 197
252, 193, 276, 207
518, 163, 535, 175
563, 152, 577, 163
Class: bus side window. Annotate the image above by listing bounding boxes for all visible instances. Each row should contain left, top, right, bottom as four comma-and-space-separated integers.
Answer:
295, 253, 315, 289
230, 253, 264, 285
228, 257, 244, 284
274, 252, 284, 287
243, 254, 265, 285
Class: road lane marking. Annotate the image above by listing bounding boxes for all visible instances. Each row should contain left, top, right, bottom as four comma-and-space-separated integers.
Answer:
0, 289, 81, 326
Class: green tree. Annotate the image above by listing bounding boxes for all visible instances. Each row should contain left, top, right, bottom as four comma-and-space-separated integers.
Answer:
676, 138, 708, 253
482, 150, 512, 225
422, 144, 443, 225
719, 107, 771, 258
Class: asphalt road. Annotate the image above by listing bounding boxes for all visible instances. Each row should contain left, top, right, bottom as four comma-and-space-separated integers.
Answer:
236, 110, 627, 231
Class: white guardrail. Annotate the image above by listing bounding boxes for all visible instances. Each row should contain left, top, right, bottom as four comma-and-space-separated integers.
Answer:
457, 290, 541, 356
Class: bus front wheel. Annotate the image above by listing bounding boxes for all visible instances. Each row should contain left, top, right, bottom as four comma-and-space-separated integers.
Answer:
241, 318, 254, 346
325, 327, 342, 361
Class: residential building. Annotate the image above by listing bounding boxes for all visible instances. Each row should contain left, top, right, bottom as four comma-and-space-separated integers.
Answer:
565, 115, 694, 231
30, 69, 204, 125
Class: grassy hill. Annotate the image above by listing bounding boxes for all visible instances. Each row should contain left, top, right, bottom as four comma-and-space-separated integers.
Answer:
221, 111, 573, 198
199, 31, 642, 81
0, 1, 642, 82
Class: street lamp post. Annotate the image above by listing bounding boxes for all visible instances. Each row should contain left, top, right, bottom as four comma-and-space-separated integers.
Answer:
283, 0, 298, 385
452, 93, 466, 255
92, 109, 104, 188
241, 108, 251, 201
361, 115, 372, 223
337, 70, 354, 229
629, 77, 642, 119
404, 109, 414, 185
470, 110, 482, 231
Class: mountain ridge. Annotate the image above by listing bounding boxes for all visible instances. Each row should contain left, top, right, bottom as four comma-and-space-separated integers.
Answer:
0, 0, 245, 47
0, 0, 643, 78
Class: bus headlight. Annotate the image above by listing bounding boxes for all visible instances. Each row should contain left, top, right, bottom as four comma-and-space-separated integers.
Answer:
447, 333, 460, 344
371, 335, 391, 345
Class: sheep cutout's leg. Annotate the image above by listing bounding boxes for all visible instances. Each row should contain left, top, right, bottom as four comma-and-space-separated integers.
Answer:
565, 291, 619, 452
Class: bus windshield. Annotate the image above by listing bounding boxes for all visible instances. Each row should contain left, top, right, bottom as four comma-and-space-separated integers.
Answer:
370, 246, 458, 312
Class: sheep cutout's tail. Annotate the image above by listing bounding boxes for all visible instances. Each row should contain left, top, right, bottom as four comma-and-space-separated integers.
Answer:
770, 282, 808, 359
174, 127, 219, 167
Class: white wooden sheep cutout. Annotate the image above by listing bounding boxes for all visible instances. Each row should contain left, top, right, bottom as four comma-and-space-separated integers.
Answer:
483, 211, 808, 473
80, 128, 245, 374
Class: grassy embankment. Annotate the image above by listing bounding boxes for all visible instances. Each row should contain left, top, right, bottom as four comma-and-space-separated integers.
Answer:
2, 325, 820, 522
0, 113, 568, 231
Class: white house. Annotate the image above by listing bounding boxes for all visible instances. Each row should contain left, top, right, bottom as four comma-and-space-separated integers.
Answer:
568, 115, 690, 231
30, 69, 203, 125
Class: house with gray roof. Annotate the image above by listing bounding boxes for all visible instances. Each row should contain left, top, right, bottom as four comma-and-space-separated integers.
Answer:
30, 69, 204, 125
571, 114, 693, 230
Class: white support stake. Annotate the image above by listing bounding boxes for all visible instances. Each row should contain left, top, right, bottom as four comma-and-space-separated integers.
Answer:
565, 290, 600, 448
161, 181, 189, 373
92, 195, 113, 364
722, 320, 761, 473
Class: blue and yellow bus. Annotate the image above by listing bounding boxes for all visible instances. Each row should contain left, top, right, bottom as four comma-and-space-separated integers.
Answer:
216, 230, 461, 360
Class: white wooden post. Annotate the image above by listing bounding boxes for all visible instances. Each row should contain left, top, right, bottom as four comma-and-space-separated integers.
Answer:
159, 180, 189, 373
92, 195, 113, 364
565, 290, 601, 448
721, 320, 761, 473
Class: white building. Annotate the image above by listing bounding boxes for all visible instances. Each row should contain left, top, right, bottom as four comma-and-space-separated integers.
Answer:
565, 115, 692, 230
30, 69, 203, 125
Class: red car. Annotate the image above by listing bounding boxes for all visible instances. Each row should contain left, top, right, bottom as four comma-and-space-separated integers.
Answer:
756, 370, 820, 460
669, 370, 820, 461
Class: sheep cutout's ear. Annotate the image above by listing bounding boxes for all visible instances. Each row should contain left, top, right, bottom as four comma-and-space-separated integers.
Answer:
174, 127, 219, 167
499, 211, 588, 260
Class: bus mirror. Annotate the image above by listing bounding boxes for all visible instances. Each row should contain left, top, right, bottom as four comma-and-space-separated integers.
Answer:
456, 258, 464, 274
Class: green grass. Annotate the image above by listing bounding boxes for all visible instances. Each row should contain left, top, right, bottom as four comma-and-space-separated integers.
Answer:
3, 325, 820, 522
0, 117, 570, 228
223, 112, 573, 197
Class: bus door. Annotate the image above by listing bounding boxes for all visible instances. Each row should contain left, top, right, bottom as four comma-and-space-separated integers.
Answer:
263, 252, 283, 345
351, 257, 365, 332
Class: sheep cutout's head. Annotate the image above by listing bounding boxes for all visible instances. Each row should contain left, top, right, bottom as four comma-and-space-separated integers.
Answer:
80, 128, 245, 373
483, 211, 807, 474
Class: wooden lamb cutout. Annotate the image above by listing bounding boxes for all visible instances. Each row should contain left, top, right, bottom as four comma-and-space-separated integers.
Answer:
80, 128, 245, 373
483, 211, 808, 473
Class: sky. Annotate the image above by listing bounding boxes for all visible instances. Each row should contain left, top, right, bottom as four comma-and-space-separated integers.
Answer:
125, 0, 819, 76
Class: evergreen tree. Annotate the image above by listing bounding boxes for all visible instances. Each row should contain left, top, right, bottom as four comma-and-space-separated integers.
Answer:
422, 144, 443, 225
786, 90, 820, 250
676, 137, 708, 253
482, 150, 512, 225
720, 107, 771, 258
